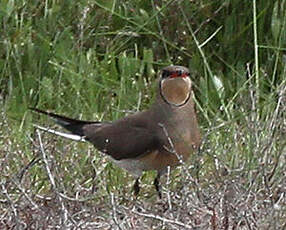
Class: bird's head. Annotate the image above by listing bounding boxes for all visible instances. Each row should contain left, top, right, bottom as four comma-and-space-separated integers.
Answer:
159, 66, 192, 107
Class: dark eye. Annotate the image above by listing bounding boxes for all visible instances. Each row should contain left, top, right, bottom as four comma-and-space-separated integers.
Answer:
182, 71, 190, 78
161, 70, 170, 79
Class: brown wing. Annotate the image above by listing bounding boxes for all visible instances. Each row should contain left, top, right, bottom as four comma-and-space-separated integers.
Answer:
31, 108, 163, 161
83, 117, 162, 161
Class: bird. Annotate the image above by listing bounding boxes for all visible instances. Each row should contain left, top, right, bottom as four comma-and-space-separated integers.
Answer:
31, 65, 201, 198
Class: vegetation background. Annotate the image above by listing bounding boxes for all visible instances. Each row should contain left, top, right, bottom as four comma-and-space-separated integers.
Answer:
0, 0, 285, 229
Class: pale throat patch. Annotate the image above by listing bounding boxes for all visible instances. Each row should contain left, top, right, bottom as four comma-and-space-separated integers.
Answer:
160, 77, 192, 106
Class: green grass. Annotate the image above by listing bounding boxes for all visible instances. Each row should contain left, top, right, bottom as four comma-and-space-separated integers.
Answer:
1, 0, 285, 229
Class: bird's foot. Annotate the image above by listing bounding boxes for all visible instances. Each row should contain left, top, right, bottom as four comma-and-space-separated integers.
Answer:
154, 176, 162, 199
133, 178, 140, 198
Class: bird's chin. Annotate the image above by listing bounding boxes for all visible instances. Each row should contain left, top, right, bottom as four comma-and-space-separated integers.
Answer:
160, 77, 192, 107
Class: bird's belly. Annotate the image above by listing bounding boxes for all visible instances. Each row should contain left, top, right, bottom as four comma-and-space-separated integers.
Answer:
111, 151, 180, 177
111, 157, 147, 177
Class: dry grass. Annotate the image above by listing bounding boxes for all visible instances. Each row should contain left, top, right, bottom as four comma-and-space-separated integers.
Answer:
1, 85, 285, 229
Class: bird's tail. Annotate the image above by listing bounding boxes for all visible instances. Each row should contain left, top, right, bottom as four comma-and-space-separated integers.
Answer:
30, 108, 100, 137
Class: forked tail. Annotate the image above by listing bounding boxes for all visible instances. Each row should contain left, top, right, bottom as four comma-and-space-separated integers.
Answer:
30, 108, 100, 137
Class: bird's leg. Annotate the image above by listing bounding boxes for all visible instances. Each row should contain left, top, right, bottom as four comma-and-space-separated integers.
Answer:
154, 173, 162, 199
133, 178, 140, 197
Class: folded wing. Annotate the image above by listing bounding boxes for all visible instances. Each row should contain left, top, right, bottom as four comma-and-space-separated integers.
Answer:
31, 108, 162, 161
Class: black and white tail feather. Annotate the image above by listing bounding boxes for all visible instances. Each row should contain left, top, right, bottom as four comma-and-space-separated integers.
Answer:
30, 108, 100, 142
